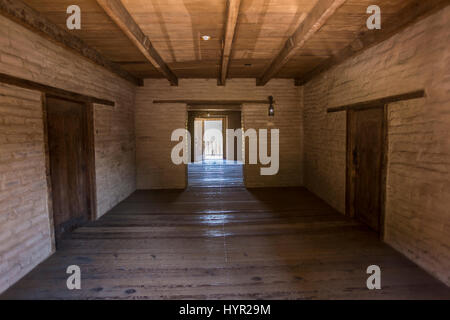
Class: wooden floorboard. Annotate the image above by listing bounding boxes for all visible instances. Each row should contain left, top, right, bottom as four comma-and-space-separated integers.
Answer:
1, 163, 449, 299
188, 160, 244, 188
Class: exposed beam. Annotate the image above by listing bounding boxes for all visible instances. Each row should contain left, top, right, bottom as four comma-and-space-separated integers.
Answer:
153, 99, 270, 106
218, 0, 241, 86
0, 72, 115, 106
187, 107, 242, 112
0, 0, 142, 87
327, 90, 425, 113
296, 0, 450, 86
256, 0, 347, 86
96, 0, 178, 86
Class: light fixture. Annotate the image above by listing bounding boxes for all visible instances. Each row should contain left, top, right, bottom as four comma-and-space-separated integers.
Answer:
268, 96, 275, 117
201, 35, 211, 41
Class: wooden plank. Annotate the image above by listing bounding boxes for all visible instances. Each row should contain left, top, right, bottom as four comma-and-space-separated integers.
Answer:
85, 102, 98, 221
327, 90, 425, 113
0, 0, 142, 87
0, 72, 115, 106
3, 184, 450, 299
96, 0, 178, 86
345, 109, 356, 219
256, 0, 347, 86
46, 97, 91, 246
380, 104, 389, 241
346, 106, 388, 237
41, 93, 56, 253
353, 107, 384, 232
153, 99, 269, 105
187, 106, 242, 112
219, 0, 241, 86
99, 0, 318, 79
295, 0, 450, 86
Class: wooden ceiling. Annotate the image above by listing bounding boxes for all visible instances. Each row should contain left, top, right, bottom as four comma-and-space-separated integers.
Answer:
18, 0, 447, 85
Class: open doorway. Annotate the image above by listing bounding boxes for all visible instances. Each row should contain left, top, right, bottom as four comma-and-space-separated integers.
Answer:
187, 109, 243, 187
204, 119, 223, 160
194, 118, 225, 161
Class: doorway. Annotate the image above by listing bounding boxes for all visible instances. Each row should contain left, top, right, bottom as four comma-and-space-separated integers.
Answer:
45, 96, 96, 247
187, 110, 243, 187
194, 118, 225, 161
346, 106, 387, 235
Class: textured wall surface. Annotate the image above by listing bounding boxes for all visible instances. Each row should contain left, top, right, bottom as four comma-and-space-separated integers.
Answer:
0, 16, 136, 293
135, 79, 303, 189
136, 102, 187, 189
303, 7, 450, 285
0, 84, 51, 293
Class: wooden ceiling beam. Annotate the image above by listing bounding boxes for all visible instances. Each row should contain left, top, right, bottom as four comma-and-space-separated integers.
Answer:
0, 0, 142, 87
218, 0, 241, 86
96, 0, 178, 86
295, 0, 450, 86
256, 0, 347, 86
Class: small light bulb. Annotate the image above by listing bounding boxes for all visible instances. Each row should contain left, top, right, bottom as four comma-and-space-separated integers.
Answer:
268, 96, 275, 117
201, 35, 211, 41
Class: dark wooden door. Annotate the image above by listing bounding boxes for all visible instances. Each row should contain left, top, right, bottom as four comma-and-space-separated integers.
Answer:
353, 107, 384, 232
47, 97, 90, 245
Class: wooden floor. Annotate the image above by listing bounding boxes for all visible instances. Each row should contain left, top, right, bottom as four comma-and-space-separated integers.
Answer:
188, 160, 244, 188
2, 163, 449, 299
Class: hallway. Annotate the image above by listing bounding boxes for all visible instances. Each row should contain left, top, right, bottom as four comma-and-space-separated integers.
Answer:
2, 162, 449, 299
1, 0, 449, 300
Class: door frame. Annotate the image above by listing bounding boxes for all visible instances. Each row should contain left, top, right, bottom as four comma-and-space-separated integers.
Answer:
42, 94, 97, 251
345, 104, 388, 239
194, 116, 227, 160
203, 117, 226, 159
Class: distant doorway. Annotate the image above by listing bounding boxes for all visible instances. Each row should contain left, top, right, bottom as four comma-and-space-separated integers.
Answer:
196, 118, 225, 160
187, 110, 243, 187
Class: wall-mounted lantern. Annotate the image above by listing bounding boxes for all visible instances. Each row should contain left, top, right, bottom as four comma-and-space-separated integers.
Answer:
268, 96, 275, 117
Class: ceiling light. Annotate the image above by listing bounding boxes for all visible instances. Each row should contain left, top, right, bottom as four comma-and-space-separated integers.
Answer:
201, 35, 211, 41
